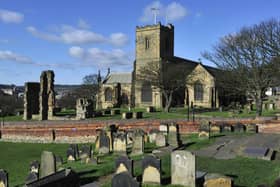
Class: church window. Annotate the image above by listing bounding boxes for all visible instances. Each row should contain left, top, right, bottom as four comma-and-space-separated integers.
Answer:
194, 82, 203, 101
141, 82, 152, 102
145, 37, 150, 49
105, 88, 113, 101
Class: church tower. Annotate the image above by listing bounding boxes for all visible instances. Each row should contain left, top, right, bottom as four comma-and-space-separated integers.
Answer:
133, 22, 174, 108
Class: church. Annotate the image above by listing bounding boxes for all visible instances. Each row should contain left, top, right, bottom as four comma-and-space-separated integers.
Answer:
96, 23, 221, 109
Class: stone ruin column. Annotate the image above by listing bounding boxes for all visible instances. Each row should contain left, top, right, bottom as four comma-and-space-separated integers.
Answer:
23, 82, 40, 120
39, 70, 55, 120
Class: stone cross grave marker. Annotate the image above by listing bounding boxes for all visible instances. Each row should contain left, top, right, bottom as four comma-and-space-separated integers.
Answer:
40, 151, 56, 178
171, 150, 196, 187
115, 156, 133, 175
0, 170, 8, 187
142, 155, 161, 185
112, 171, 139, 187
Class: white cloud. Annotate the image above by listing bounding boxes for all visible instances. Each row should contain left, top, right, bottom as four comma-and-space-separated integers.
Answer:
27, 23, 129, 46
109, 33, 129, 47
0, 9, 24, 23
78, 19, 90, 29
69, 46, 131, 67
140, 1, 187, 23
0, 50, 33, 64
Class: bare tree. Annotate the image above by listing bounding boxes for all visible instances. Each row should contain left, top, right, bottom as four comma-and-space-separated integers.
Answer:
203, 19, 280, 116
137, 61, 187, 112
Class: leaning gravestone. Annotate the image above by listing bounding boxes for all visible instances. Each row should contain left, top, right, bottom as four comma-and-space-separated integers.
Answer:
168, 123, 179, 147
26, 169, 79, 187
112, 171, 139, 187
148, 129, 159, 143
142, 155, 161, 185
0, 169, 8, 187
171, 150, 196, 187
40, 151, 56, 178
131, 132, 144, 155
113, 132, 127, 154
155, 133, 166, 147
203, 173, 232, 187
115, 156, 133, 175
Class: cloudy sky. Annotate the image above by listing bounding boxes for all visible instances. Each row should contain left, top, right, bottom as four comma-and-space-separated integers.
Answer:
0, 0, 279, 85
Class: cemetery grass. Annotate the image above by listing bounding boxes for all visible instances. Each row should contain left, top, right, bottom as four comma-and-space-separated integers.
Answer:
3, 107, 280, 122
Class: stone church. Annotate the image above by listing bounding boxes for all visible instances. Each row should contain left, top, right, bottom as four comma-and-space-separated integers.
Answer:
97, 23, 221, 109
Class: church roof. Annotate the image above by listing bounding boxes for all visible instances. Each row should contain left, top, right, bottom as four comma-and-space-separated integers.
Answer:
103, 73, 132, 84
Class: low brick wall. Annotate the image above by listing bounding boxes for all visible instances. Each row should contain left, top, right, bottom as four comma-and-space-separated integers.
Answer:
0, 118, 278, 143
0, 119, 199, 143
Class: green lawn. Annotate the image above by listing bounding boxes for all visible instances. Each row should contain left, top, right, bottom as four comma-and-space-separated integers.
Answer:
4, 107, 280, 122
1, 133, 278, 187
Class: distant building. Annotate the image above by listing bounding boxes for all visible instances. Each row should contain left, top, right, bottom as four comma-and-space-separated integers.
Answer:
97, 23, 221, 109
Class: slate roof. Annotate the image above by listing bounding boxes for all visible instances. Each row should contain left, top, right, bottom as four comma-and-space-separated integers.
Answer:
103, 73, 132, 84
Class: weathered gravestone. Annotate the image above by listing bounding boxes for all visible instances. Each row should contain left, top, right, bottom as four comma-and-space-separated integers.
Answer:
112, 171, 139, 187
148, 129, 159, 143
220, 124, 233, 132
80, 145, 92, 163
26, 169, 79, 187
115, 156, 133, 175
142, 155, 161, 185
133, 112, 143, 119
159, 123, 168, 135
122, 112, 133, 119
113, 132, 127, 153
168, 123, 179, 147
67, 147, 76, 161
233, 123, 245, 133
96, 130, 110, 154
203, 173, 232, 187
245, 123, 258, 133
131, 131, 144, 155
171, 150, 196, 187
40, 151, 56, 178
26, 172, 38, 184
0, 170, 8, 187
146, 106, 156, 113
210, 124, 221, 134
155, 133, 166, 147
198, 120, 210, 139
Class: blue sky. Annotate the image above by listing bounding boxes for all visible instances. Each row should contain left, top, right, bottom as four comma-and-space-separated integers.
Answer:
0, 0, 279, 85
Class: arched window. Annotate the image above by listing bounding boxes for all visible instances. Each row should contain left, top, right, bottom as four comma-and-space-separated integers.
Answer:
141, 82, 152, 102
105, 88, 113, 101
194, 82, 203, 101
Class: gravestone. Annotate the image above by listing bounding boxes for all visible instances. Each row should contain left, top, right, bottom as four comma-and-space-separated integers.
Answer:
204, 173, 232, 187
113, 132, 127, 153
66, 147, 76, 161
168, 123, 179, 147
159, 123, 169, 135
115, 156, 133, 175
97, 130, 110, 154
142, 155, 161, 184
0, 170, 8, 187
40, 151, 56, 178
233, 123, 245, 132
133, 112, 143, 119
155, 133, 166, 147
126, 130, 134, 145
245, 123, 258, 133
148, 129, 159, 143
70, 144, 79, 159
112, 171, 139, 187
131, 132, 144, 155
199, 120, 210, 139
80, 145, 92, 163
243, 147, 268, 159
26, 169, 79, 187
30, 160, 40, 174
171, 150, 196, 187
220, 124, 232, 132
146, 106, 155, 113
122, 112, 133, 119
210, 124, 221, 133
